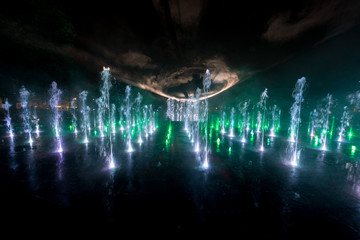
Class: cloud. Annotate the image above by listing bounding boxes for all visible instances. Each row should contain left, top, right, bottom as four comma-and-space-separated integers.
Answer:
263, 0, 360, 43
119, 51, 155, 69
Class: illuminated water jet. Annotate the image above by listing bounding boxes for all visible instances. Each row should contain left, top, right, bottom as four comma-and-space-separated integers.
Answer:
20, 86, 33, 146
3, 98, 14, 138
49, 81, 63, 153
257, 88, 268, 152
287, 77, 306, 166
79, 91, 90, 144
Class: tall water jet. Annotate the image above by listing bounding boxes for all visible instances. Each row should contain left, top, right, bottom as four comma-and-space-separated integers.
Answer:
96, 100, 105, 138
111, 104, 116, 135
319, 94, 333, 150
70, 98, 78, 134
257, 88, 268, 151
288, 77, 306, 166
166, 98, 175, 121
338, 106, 351, 142
135, 93, 143, 144
239, 100, 250, 143
184, 99, 191, 133
202, 69, 211, 169
32, 106, 40, 136
49, 81, 63, 152
269, 104, 280, 137
228, 107, 235, 137
193, 88, 202, 153
20, 86, 33, 145
309, 109, 320, 137
125, 85, 133, 152
119, 106, 125, 131
3, 98, 14, 138
79, 91, 90, 143
149, 104, 156, 134
220, 110, 226, 134
99, 67, 115, 168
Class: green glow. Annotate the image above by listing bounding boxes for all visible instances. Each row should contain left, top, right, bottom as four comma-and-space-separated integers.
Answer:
351, 145, 356, 154
250, 134, 254, 142
348, 127, 353, 140
314, 135, 319, 147
165, 139, 170, 151
228, 147, 231, 155
267, 138, 270, 146
330, 116, 335, 138
217, 138, 220, 146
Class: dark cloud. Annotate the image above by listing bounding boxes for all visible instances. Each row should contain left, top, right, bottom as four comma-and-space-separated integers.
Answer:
263, 0, 360, 43
1, 0, 359, 102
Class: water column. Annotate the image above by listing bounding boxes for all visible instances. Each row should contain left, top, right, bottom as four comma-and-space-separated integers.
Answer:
33, 106, 40, 137
99, 67, 115, 168
149, 104, 156, 134
338, 106, 350, 142
202, 69, 211, 168
20, 86, 33, 146
70, 98, 78, 134
239, 100, 250, 143
257, 88, 268, 151
125, 85, 133, 152
288, 77, 306, 166
269, 104, 280, 137
135, 93, 143, 144
194, 88, 202, 152
111, 104, 116, 135
320, 94, 333, 150
229, 107, 235, 137
48, 81, 63, 152
79, 91, 90, 143
3, 99, 14, 138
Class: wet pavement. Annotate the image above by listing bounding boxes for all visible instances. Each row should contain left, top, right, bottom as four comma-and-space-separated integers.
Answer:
0, 121, 360, 238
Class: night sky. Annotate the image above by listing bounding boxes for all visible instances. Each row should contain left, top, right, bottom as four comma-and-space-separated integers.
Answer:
1, 0, 360, 109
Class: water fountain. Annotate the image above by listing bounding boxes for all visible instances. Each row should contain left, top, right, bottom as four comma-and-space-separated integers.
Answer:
70, 98, 78, 134
166, 98, 175, 121
125, 85, 133, 152
319, 94, 333, 151
48, 81, 63, 152
202, 69, 211, 169
3, 98, 14, 138
119, 106, 124, 131
31, 106, 40, 137
193, 88, 202, 153
287, 77, 306, 166
79, 91, 90, 143
149, 104, 156, 134
239, 100, 250, 143
220, 110, 226, 134
338, 106, 351, 142
19, 86, 33, 146
228, 107, 235, 138
257, 88, 268, 151
111, 103, 116, 135
269, 104, 280, 137
99, 67, 115, 168
135, 93, 143, 144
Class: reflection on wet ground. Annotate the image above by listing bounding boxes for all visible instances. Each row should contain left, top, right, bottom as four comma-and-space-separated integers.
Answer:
0, 121, 359, 238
